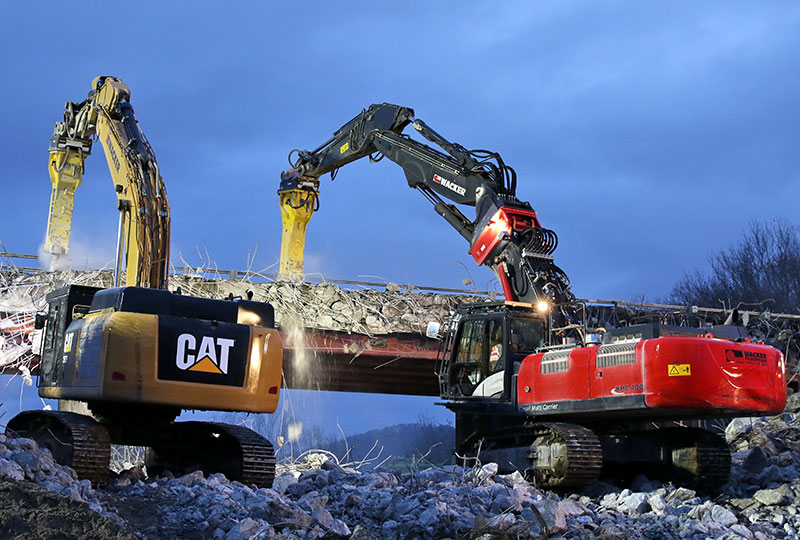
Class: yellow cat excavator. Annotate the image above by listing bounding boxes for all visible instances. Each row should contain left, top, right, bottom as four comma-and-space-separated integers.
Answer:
8, 77, 283, 487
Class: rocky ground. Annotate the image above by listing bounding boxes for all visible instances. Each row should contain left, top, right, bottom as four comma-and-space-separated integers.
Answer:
1, 394, 800, 539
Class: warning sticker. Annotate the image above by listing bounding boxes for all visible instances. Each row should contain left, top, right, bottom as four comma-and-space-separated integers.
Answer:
668, 364, 691, 377
340, 142, 350, 154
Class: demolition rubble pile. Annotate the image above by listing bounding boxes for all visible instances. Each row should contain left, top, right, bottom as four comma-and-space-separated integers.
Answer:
0, 268, 479, 335
0, 268, 480, 371
3, 398, 800, 539
177, 276, 477, 336
3, 267, 800, 373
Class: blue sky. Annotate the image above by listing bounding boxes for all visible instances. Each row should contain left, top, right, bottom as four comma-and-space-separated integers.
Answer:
2, 2, 799, 300
2, 2, 799, 437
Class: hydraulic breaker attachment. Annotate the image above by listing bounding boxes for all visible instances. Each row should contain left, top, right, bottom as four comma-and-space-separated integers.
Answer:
278, 170, 319, 279
45, 142, 89, 265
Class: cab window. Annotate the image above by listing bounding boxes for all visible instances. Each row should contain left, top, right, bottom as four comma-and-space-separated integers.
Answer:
455, 319, 485, 365
43, 303, 58, 352
488, 319, 504, 373
509, 317, 546, 355
452, 319, 485, 388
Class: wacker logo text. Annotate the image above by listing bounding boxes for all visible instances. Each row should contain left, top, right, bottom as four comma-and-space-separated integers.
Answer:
176, 334, 235, 375
433, 174, 466, 197
725, 349, 767, 365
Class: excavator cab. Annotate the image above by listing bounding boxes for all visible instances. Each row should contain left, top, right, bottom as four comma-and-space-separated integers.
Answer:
38, 285, 102, 389
440, 304, 547, 400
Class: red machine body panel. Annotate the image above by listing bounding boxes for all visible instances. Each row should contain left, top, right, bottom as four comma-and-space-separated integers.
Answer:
516, 336, 786, 416
519, 347, 593, 403
641, 336, 786, 414
590, 341, 644, 398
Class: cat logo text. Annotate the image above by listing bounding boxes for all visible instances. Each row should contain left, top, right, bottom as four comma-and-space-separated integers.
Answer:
176, 334, 235, 375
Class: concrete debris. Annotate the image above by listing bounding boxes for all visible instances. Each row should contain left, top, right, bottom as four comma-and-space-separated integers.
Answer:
4, 407, 800, 538
0, 432, 125, 526
0, 269, 479, 369
3, 268, 800, 382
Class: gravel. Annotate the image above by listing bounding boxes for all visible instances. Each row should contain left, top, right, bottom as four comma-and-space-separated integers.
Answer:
3, 408, 800, 539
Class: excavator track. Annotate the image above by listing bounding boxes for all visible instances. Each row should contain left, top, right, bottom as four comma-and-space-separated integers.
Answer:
6, 410, 110, 486
207, 422, 276, 488
526, 422, 603, 488
147, 421, 276, 488
462, 421, 603, 489
663, 427, 731, 491
460, 419, 732, 490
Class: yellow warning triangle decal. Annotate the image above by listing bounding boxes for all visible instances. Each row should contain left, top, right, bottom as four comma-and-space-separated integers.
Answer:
189, 357, 223, 374
669, 365, 679, 375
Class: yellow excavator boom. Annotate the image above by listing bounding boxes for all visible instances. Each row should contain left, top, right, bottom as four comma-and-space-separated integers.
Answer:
44, 76, 170, 289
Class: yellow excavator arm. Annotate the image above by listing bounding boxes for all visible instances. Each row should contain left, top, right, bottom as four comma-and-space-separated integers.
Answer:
44, 76, 170, 289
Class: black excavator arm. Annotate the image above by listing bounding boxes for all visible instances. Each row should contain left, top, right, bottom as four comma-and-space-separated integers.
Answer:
283, 103, 575, 309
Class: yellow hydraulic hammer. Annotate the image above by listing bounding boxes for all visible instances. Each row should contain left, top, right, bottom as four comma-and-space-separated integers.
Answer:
45, 146, 88, 261
278, 172, 319, 279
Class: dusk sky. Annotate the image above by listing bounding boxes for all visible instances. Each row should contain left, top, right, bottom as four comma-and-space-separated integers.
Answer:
3, 2, 799, 299
2, 2, 799, 436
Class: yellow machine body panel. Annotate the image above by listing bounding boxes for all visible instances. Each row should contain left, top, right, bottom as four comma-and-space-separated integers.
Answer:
39, 310, 283, 414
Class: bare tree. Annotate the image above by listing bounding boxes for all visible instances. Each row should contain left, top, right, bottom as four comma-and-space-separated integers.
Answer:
669, 220, 800, 313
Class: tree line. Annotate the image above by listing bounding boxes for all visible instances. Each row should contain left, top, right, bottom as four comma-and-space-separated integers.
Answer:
669, 220, 800, 314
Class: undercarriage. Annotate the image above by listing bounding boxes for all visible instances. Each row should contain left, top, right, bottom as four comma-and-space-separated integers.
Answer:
6, 404, 276, 488
453, 411, 731, 490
